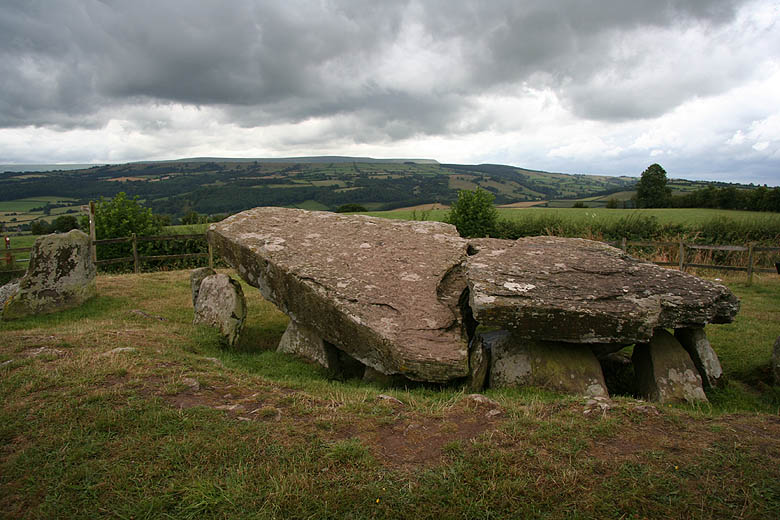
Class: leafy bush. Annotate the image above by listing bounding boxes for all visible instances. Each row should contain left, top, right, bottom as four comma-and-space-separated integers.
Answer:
445, 188, 498, 238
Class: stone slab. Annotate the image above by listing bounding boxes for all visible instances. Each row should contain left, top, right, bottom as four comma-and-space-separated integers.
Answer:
208, 207, 471, 382
466, 236, 739, 344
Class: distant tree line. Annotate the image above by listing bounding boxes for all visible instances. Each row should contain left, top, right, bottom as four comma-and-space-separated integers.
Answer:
633, 163, 780, 212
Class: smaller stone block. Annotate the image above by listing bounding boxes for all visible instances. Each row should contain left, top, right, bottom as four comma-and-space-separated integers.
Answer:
632, 329, 707, 403
3, 230, 96, 320
489, 333, 608, 397
190, 267, 216, 307
278, 319, 337, 370
674, 327, 725, 389
772, 336, 780, 386
467, 332, 495, 392
193, 274, 246, 347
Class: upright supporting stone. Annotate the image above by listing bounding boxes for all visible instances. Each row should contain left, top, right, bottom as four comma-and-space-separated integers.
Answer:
193, 273, 246, 347
278, 320, 339, 371
489, 333, 608, 397
190, 267, 216, 307
674, 327, 725, 389
466, 333, 493, 392
633, 329, 707, 403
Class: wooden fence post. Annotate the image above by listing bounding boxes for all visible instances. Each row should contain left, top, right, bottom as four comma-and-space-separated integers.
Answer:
678, 239, 685, 272
620, 237, 627, 251
747, 243, 754, 285
88, 201, 96, 263
132, 233, 139, 274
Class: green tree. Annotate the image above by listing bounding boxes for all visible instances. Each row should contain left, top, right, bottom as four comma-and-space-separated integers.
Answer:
635, 164, 672, 208
81, 192, 162, 240
446, 188, 498, 238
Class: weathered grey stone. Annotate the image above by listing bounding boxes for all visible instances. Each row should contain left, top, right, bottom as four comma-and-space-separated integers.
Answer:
489, 332, 609, 397
466, 334, 491, 392
278, 320, 338, 370
0, 281, 19, 309
208, 207, 470, 382
632, 329, 708, 403
773, 336, 780, 386
3, 230, 96, 320
466, 236, 739, 345
190, 267, 216, 307
193, 273, 246, 347
674, 327, 725, 389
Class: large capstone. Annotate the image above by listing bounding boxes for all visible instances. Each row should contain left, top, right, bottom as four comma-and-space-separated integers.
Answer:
466, 236, 739, 345
208, 207, 470, 382
3, 230, 96, 320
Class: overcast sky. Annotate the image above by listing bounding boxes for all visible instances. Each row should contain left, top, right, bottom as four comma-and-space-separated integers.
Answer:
1, 0, 779, 185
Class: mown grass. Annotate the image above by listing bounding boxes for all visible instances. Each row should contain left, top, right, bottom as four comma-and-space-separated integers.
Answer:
2, 269, 780, 518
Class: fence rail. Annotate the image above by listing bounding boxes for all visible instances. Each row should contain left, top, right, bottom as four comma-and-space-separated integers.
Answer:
4, 235, 779, 283
3, 232, 213, 276
608, 238, 779, 284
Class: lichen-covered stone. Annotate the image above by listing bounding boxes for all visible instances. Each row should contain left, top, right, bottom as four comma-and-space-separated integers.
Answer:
489, 332, 608, 397
190, 267, 216, 307
0, 281, 19, 309
193, 273, 246, 347
208, 207, 470, 382
674, 327, 725, 389
773, 336, 780, 386
633, 329, 707, 403
466, 236, 739, 344
3, 230, 96, 320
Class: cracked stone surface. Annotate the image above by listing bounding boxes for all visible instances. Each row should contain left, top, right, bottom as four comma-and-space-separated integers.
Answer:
208, 207, 470, 382
466, 236, 739, 344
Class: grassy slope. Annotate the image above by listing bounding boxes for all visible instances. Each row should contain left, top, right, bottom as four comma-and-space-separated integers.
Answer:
1, 270, 779, 519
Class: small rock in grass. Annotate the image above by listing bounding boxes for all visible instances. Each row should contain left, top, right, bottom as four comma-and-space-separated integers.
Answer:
181, 377, 200, 391
0, 359, 13, 368
377, 394, 404, 406
101, 347, 137, 356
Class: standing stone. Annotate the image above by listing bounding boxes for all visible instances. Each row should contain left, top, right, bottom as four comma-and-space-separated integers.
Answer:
773, 336, 780, 386
674, 327, 725, 389
489, 332, 609, 397
632, 329, 707, 403
193, 274, 246, 347
190, 267, 216, 307
3, 230, 96, 320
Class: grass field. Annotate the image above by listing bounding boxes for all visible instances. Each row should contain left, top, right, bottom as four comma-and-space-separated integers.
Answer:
1, 270, 779, 518
370, 207, 780, 227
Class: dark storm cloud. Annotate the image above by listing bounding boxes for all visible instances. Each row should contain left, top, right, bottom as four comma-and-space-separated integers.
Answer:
0, 0, 757, 137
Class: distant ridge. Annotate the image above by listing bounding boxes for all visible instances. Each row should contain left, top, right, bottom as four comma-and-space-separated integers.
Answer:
138, 156, 440, 165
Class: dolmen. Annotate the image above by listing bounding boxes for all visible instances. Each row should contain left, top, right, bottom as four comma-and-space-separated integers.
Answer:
208, 207, 739, 403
